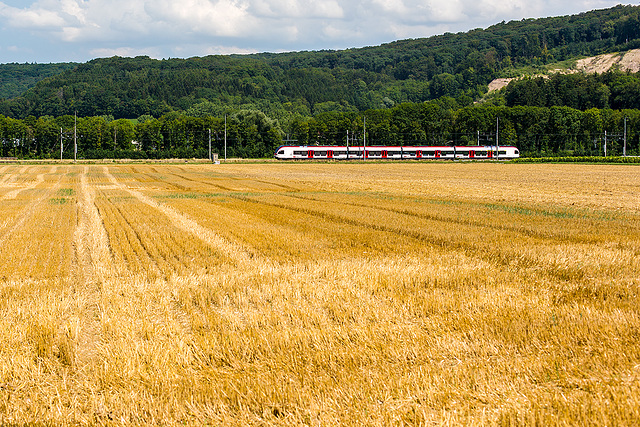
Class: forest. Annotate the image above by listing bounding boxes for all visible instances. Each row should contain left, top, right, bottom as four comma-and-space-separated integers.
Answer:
1, 5, 640, 119
0, 63, 77, 100
1, 5, 640, 158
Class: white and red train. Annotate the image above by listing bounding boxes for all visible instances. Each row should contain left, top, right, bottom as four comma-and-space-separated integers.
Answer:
274, 145, 520, 160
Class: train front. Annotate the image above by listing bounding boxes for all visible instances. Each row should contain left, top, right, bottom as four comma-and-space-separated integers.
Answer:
274, 146, 289, 159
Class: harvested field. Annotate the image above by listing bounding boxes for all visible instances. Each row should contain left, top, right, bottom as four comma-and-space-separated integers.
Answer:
0, 162, 639, 425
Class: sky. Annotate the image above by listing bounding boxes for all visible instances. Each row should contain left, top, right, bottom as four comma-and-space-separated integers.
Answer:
0, 0, 637, 63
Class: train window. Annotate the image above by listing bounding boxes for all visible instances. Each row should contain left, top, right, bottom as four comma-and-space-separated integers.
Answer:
315, 151, 327, 156
476, 151, 487, 156
498, 150, 507, 155
441, 151, 454, 156
277, 149, 285, 155
293, 151, 307, 156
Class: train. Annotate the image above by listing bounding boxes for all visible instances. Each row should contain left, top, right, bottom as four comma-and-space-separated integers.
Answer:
274, 145, 520, 160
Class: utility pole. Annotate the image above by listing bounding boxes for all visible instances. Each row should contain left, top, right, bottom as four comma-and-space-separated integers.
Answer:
60, 128, 63, 161
208, 128, 212, 162
604, 130, 607, 157
496, 117, 499, 160
346, 130, 349, 158
74, 111, 77, 162
624, 117, 628, 157
114, 126, 117, 160
224, 114, 227, 161
363, 117, 366, 160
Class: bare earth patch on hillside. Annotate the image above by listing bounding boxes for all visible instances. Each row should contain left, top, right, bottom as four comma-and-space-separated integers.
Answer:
619, 49, 640, 72
488, 49, 640, 92
576, 52, 621, 73
487, 77, 514, 92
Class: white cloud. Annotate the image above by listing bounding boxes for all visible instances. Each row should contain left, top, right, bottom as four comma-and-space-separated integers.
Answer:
250, 0, 344, 18
90, 46, 161, 58
386, 22, 452, 40
0, 2, 68, 28
311, 1, 344, 19
203, 44, 261, 55
426, 0, 465, 23
321, 23, 361, 41
148, 0, 256, 37
371, 0, 408, 14
0, 0, 636, 62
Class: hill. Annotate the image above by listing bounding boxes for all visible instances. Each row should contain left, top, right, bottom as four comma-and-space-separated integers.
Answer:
0, 63, 77, 99
1, 5, 640, 119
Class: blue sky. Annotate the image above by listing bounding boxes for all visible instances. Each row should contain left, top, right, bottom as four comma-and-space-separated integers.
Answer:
0, 0, 637, 63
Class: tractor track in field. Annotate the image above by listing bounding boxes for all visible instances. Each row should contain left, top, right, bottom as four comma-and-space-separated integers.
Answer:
103, 166, 264, 269
72, 166, 113, 369
222, 192, 592, 285
175, 167, 306, 193
0, 167, 62, 251
0, 165, 10, 184
100, 165, 627, 288
98, 167, 217, 342
1, 170, 46, 200
101, 198, 164, 278
277, 192, 617, 246
177, 168, 307, 193
99, 195, 205, 278
166, 171, 233, 191
121, 168, 235, 193
0, 166, 28, 188
150, 168, 239, 192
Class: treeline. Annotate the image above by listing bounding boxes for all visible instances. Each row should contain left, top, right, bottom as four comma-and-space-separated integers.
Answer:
0, 110, 281, 159
504, 70, 640, 110
1, 5, 640, 119
292, 102, 638, 157
2, 101, 638, 159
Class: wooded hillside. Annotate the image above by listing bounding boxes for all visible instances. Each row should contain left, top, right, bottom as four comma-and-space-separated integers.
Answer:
1, 5, 640, 119
0, 63, 77, 100
2, 5, 640, 160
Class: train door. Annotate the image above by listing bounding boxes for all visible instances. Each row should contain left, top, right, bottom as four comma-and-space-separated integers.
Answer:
416, 150, 423, 159
435, 150, 441, 158
382, 150, 388, 159
327, 150, 333, 159
308, 150, 314, 159
468, 150, 475, 159
487, 150, 493, 159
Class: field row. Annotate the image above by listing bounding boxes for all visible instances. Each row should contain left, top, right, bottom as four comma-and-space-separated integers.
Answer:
0, 162, 638, 425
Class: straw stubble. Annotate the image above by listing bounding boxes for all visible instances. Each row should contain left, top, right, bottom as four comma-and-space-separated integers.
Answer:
0, 162, 638, 425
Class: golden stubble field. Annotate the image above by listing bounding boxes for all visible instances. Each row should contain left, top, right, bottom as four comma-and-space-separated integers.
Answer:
0, 161, 638, 425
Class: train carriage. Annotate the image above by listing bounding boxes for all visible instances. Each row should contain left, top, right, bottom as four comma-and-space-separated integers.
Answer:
274, 145, 520, 160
